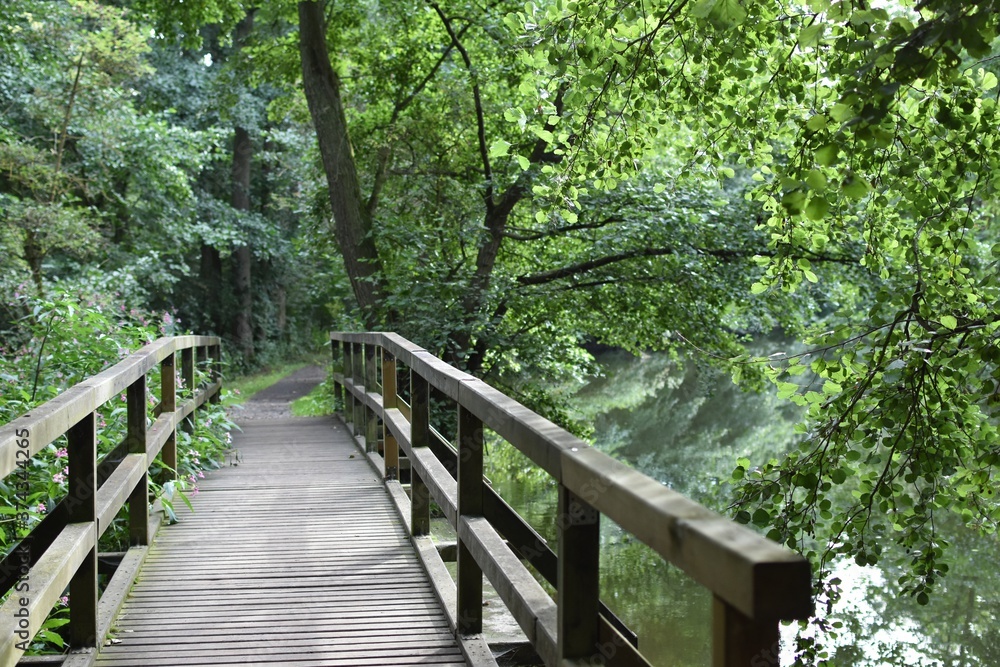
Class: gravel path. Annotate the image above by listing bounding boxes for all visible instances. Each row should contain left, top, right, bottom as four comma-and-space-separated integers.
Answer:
227, 365, 327, 423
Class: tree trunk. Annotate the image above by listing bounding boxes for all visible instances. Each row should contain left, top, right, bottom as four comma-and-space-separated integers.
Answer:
231, 10, 256, 362
199, 244, 223, 333
298, 1, 387, 329
232, 124, 255, 362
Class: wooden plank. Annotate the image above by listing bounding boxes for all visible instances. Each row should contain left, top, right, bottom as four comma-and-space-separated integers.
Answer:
0, 524, 96, 666
96, 416, 467, 667
458, 517, 557, 660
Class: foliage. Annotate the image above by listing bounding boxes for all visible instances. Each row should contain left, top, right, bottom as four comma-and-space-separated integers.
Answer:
490, 0, 1000, 660
0, 287, 238, 653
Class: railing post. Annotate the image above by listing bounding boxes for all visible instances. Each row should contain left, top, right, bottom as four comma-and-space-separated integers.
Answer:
209, 344, 221, 404
364, 343, 378, 453
410, 372, 430, 536
712, 596, 780, 667
558, 486, 601, 661
126, 375, 149, 546
181, 347, 195, 436
332, 339, 344, 415
66, 412, 97, 649
456, 404, 483, 635
160, 353, 176, 481
352, 342, 363, 434
382, 349, 398, 480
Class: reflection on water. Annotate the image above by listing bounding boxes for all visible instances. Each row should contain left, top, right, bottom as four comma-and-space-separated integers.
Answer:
485, 350, 1000, 666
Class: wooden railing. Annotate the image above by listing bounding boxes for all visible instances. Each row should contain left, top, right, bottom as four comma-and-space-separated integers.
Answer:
331, 331, 813, 667
0, 336, 221, 666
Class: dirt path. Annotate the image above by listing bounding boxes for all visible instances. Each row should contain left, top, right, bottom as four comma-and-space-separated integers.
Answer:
227, 365, 327, 422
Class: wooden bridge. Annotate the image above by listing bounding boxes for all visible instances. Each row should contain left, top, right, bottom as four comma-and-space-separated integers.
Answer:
0, 332, 813, 667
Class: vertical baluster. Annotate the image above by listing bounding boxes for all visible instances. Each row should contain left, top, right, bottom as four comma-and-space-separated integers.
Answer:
364, 343, 378, 453
209, 344, 221, 404
66, 412, 97, 649
456, 405, 483, 635
181, 347, 195, 436
557, 487, 600, 661
126, 375, 149, 545
161, 353, 176, 481
712, 596, 780, 667
332, 339, 344, 415
352, 342, 363, 434
410, 372, 430, 536
382, 350, 398, 480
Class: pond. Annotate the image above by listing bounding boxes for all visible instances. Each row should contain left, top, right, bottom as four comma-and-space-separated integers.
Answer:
484, 350, 1000, 666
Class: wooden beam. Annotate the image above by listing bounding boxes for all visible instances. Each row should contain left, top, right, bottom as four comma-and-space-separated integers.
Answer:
456, 405, 484, 635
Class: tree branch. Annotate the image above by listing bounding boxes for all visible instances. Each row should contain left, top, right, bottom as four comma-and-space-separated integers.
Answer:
428, 1, 493, 210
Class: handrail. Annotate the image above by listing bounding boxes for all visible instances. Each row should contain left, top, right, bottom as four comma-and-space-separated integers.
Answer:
0, 335, 221, 665
330, 331, 813, 667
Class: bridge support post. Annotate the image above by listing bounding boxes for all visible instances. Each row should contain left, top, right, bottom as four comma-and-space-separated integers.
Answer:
410, 372, 431, 536
332, 340, 344, 414
557, 487, 600, 662
126, 375, 149, 546
381, 351, 399, 480
456, 405, 483, 635
364, 344, 378, 453
160, 353, 176, 482
180, 347, 195, 436
712, 596, 780, 667
67, 411, 98, 650
352, 342, 364, 436
209, 344, 221, 404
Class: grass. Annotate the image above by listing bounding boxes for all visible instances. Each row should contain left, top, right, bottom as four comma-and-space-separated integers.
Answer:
223, 361, 310, 406
290, 379, 335, 417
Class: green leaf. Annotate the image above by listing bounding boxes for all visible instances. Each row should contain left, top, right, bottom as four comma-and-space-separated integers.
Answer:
800, 23, 824, 47
488, 139, 511, 158
816, 144, 839, 166
690, 0, 717, 19
806, 169, 827, 191
940, 315, 958, 330
516, 155, 530, 171
750, 282, 767, 294
823, 380, 842, 394
805, 197, 829, 221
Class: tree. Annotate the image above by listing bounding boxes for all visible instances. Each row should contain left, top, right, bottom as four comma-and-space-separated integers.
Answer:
501, 0, 1000, 660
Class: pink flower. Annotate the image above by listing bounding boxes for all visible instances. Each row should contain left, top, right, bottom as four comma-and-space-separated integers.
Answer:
59, 596, 69, 605
53, 473, 66, 484
62, 466, 69, 476
191, 487, 199, 495
163, 312, 173, 325
55, 448, 68, 458
197, 471, 204, 479
36, 503, 46, 514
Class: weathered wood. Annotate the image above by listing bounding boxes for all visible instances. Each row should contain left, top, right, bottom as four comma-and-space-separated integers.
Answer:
67, 412, 98, 650
159, 354, 176, 480
458, 516, 557, 661
126, 376, 148, 546
0, 524, 95, 666
712, 595, 781, 667
96, 416, 471, 667
330, 331, 812, 666
382, 351, 399, 479
410, 372, 431, 536
365, 343, 378, 452
557, 487, 600, 662
457, 405, 484, 636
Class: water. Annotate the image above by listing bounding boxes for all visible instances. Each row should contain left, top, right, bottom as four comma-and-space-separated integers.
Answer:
484, 350, 1000, 666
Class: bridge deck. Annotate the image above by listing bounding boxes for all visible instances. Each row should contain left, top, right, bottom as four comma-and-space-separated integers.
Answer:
95, 416, 468, 667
